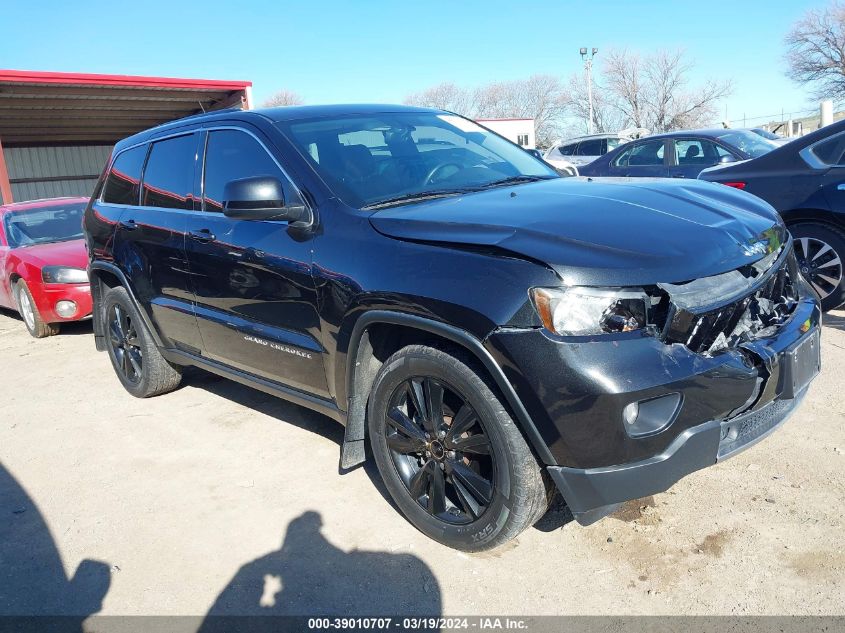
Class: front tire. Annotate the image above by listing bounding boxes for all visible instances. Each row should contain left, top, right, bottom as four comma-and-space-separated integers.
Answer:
790, 222, 845, 311
15, 280, 59, 338
103, 286, 182, 398
368, 345, 549, 551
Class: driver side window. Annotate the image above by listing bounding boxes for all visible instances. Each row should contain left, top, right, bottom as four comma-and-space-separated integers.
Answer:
202, 129, 301, 213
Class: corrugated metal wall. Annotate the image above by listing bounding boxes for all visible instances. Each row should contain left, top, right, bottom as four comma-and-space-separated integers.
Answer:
5, 145, 112, 202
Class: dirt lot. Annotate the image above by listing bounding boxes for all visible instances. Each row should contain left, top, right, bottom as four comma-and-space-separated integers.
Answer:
1, 307, 843, 618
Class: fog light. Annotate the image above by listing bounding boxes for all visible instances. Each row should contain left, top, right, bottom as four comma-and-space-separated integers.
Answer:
55, 300, 77, 318
622, 393, 682, 438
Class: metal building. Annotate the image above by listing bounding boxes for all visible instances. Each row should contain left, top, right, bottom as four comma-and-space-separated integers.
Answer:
0, 70, 253, 204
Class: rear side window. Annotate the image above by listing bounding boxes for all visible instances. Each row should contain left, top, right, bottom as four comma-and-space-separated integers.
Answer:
141, 134, 197, 210
811, 134, 845, 166
576, 139, 603, 156
615, 140, 665, 167
202, 129, 298, 212
102, 145, 147, 205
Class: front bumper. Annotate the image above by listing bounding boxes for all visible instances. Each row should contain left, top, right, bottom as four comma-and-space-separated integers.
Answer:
30, 282, 92, 323
548, 387, 808, 525
486, 285, 821, 525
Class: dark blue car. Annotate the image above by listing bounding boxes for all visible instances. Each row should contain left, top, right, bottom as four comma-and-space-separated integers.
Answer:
579, 128, 778, 179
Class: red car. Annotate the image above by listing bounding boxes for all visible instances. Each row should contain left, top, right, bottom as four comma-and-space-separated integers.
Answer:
0, 197, 92, 337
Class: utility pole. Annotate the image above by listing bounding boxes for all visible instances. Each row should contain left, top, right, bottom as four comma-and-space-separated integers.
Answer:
580, 47, 598, 134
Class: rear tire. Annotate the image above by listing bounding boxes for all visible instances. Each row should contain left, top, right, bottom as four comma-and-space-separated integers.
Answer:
790, 222, 845, 311
367, 345, 550, 551
15, 280, 59, 338
102, 286, 182, 398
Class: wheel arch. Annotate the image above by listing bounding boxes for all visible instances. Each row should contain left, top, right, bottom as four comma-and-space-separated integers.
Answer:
88, 262, 163, 351
781, 208, 845, 231
340, 310, 555, 470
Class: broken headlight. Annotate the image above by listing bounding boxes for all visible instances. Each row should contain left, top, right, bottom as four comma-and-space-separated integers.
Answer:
531, 287, 650, 336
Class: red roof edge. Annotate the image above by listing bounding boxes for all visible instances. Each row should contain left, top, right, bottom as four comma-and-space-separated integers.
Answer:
0, 69, 252, 91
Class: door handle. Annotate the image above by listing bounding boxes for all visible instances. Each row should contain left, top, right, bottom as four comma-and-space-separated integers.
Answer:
189, 228, 216, 243
119, 219, 138, 230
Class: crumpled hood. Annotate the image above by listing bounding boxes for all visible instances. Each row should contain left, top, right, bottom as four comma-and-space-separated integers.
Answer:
14, 239, 88, 270
369, 177, 786, 286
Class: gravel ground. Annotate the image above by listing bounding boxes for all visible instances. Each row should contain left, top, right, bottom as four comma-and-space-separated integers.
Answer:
0, 307, 843, 618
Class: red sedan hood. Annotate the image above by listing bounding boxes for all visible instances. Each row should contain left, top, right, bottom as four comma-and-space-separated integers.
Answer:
14, 239, 88, 269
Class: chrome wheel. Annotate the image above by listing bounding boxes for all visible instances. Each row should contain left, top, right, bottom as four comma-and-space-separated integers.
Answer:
795, 236, 843, 300
18, 288, 36, 331
107, 303, 143, 384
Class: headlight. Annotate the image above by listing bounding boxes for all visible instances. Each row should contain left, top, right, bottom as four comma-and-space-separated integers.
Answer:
42, 266, 88, 284
531, 287, 650, 336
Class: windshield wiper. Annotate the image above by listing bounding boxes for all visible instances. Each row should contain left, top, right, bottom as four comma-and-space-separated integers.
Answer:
476, 175, 557, 189
362, 189, 473, 210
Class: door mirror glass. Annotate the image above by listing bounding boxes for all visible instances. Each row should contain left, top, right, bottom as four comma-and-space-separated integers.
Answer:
223, 176, 307, 222
718, 154, 737, 164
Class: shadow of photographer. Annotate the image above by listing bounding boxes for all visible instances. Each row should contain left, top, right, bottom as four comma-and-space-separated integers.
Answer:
0, 462, 110, 630
198, 511, 441, 632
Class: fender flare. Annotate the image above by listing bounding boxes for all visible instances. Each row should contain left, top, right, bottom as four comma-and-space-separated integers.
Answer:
88, 261, 165, 349
343, 310, 556, 466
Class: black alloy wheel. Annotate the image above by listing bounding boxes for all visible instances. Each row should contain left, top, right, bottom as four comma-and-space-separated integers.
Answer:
384, 376, 495, 524
107, 302, 143, 385
101, 286, 182, 398
368, 345, 550, 551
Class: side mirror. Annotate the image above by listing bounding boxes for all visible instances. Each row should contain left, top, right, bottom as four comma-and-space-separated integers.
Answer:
718, 154, 737, 165
223, 176, 309, 223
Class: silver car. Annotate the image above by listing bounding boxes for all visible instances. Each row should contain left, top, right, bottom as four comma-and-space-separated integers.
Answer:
544, 129, 647, 169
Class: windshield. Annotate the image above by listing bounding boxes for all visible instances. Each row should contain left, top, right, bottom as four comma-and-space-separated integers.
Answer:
278, 112, 558, 208
3, 202, 85, 248
716, 130, 778, 158
751, 128, 781, 141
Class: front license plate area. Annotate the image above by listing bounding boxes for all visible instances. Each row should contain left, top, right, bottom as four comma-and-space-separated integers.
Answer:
780, 328, 821, 399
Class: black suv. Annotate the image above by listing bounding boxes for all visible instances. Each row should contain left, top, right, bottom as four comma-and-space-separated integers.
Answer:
84, 105, 821, 551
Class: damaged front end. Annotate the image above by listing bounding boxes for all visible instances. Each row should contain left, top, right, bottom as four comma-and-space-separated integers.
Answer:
656, 243, 800, 357
539, 239, 821, 525
639, 239, 820, 451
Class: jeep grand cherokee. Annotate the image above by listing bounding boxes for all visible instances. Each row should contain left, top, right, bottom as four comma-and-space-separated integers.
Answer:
83, 105, 821, 551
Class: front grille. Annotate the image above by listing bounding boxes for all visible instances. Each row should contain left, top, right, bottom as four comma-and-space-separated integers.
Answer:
662, 250, 798, 355
718, 395, 799, 459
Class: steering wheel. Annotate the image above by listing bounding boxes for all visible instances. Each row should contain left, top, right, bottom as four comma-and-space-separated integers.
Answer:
423, 162, 462, 186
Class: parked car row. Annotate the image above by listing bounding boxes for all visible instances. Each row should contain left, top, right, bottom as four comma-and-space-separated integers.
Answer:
0, 105, 823, 553
578, 128, 779, 179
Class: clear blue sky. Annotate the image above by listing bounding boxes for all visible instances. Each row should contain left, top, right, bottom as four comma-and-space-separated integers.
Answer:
0, 0, 827, 126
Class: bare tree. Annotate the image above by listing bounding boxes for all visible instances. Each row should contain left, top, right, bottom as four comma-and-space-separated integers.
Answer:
473, 75, 568, 146
403, 82, 474, 115
566, 49, 731, 133
785, 1, 845, 99
565, 72, 627, 134
405, 76, 567, 147
263, 89, 305, 107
